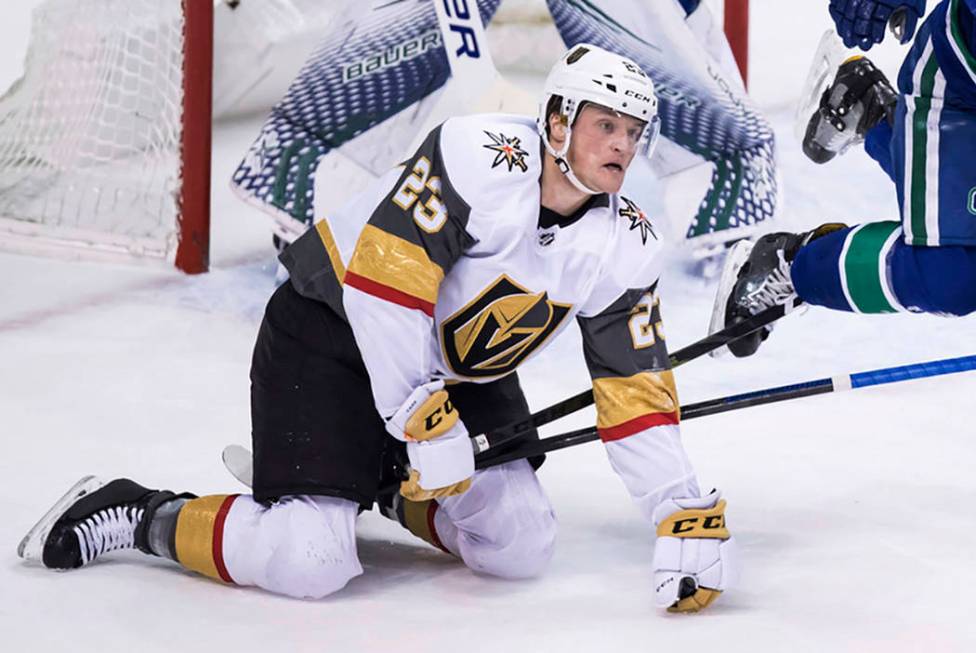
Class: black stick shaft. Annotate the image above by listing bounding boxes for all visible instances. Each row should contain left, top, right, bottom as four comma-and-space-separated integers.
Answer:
475, 376, 833, 469
476, 351, 976, 469
471, 299, 800, 454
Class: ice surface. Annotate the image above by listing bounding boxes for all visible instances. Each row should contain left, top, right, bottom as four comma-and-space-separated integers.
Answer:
1, 2, 974, 652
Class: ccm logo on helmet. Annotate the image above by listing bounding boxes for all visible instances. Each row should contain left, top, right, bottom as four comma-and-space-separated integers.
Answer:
622, 61, 646, 76
440, 0, 481, 59
624, 89, 654, 104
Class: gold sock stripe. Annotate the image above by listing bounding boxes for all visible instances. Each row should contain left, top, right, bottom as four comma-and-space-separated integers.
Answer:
656, 499, 730, 539
174, 494, 239, 583
402, 498, 451, 554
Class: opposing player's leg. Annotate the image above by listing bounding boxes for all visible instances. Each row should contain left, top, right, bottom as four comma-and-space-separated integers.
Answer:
710, 220, 976, 356
791, 223, 976, 315
19, 477, 363, 599
713, 7, 976, 356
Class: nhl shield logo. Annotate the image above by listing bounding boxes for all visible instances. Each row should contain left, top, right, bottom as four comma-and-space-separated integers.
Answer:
442, 275, 572, 377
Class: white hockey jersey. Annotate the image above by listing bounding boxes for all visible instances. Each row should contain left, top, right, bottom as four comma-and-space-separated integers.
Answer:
281, 113, 700, 519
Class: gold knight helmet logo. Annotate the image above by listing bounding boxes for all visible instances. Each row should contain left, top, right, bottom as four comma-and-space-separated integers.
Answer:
442, 275, 572, 377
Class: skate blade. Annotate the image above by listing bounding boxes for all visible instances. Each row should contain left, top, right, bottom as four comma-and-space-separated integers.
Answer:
222, 444, 253, 488
17, 475, 103, 561
707, 239, 755, 358
794, 30, 850, 143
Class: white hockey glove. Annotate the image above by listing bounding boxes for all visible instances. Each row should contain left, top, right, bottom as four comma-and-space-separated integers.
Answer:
652, 490, 739, 613
385, 381, 474, 501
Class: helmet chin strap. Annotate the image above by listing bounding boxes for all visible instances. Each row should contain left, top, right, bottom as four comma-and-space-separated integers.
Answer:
544, 127, 602, 196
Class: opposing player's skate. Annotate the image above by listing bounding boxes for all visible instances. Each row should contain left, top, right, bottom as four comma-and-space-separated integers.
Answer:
709, 225, 846, 357
799, 37, 897, 163
18, 476, 187, 569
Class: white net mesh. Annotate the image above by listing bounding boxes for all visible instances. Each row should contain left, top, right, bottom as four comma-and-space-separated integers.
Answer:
0, 0, 186, 261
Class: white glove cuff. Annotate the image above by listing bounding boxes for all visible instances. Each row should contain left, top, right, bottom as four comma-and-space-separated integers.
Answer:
406, 422, 473, 490
653, 489, 722, 525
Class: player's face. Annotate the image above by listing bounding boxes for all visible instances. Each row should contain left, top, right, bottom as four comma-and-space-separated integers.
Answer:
567, 104, 645, 194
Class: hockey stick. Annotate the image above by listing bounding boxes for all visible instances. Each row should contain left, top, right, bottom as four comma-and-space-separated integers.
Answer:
475, 353, 976, 469
221, 299, 800, 488
468, 297, 802, 454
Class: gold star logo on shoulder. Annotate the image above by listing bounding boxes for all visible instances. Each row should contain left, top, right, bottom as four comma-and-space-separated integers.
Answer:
619, 196, 657, 245
482, 131, 529, 173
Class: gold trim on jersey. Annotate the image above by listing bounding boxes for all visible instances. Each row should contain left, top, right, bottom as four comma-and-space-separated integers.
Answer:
455, 291, 546, 362
592, 370, 679, 429
315, 220, 346, 282
347, 224, 444, 304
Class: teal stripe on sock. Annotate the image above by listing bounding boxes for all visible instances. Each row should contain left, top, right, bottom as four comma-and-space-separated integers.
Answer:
843, 222, 901, 313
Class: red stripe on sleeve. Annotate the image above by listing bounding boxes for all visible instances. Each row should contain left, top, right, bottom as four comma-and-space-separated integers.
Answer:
344, 271, 436, 317
212, 494, 239, 584
598, 411, 680, 442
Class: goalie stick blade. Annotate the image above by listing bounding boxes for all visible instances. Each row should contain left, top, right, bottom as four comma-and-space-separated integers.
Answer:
18, 475, 102, 561
707, 239, 756, 358
222, 444, 253, 489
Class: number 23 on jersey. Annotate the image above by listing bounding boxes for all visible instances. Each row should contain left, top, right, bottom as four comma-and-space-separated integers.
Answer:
393, 156, 447, 233
628, 291, 664, 349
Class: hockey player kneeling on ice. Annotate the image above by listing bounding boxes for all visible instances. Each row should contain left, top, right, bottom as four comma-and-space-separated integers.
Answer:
711, 0, 976, 358
18, 44, 737, 612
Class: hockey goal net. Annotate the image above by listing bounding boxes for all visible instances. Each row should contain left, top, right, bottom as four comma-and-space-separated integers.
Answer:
0, 0, 748, 274
0, 0, 212, 273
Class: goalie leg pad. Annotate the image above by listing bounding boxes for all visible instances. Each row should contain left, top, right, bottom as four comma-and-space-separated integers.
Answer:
436, 459, 557, 579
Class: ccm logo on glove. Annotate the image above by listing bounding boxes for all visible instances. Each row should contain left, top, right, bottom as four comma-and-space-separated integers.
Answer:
405, 390, 458, 441
656, 500, 731, 539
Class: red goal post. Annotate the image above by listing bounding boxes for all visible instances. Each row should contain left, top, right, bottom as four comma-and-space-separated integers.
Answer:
0, 0, 213, 274
723, 0, 750, 86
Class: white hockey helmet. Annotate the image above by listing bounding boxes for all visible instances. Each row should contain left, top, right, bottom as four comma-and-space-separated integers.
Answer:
537, 43, 661, 194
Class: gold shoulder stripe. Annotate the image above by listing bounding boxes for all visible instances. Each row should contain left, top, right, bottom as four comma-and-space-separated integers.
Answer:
315, 219, 346, 281
593, 370, 679, 430
346, 224, 444, 305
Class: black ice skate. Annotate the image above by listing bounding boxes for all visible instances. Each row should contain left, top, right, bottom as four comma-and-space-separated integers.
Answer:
17, 476, 185, 569
802, 54, 897, 164
709, 225, 846, 357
